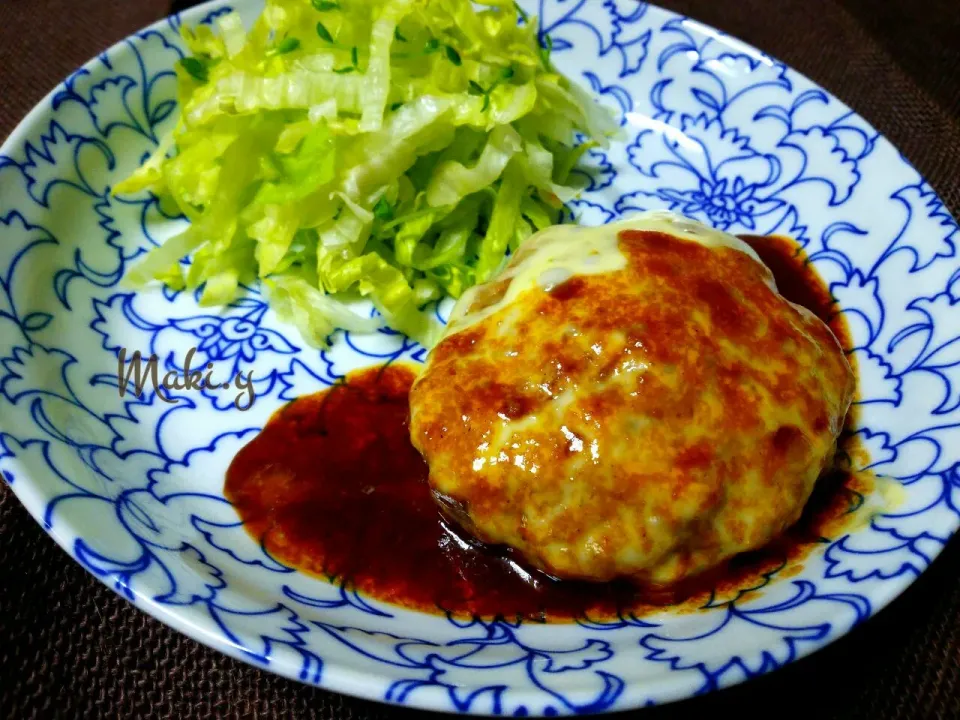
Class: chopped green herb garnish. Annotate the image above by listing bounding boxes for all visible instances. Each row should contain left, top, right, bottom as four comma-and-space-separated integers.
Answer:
274, 37, 301, 55
468, 80, 485, 96
481, 94, 490, 112
178, 57, 209, 83
514, 2, 530, 23
390, 101, 404, 111
351, 45, 359, 67
315, 21, 334, 42
394, 26, 407, 42
373, 197, 394, 221
312, 0, 340, 9
501, 65, 515, 80
444, 45, 462, 65
424, 37, 440, 54
333, 66, 355, 74
540, 33, 553, 65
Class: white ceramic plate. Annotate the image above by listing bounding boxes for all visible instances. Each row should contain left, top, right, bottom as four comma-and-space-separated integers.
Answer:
1, 0, 958, 715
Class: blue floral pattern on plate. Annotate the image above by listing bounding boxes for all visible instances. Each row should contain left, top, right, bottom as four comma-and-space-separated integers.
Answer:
0, 0, 958, 715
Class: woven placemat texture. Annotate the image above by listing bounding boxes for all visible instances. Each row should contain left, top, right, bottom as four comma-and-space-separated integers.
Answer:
1, 0, 959, 718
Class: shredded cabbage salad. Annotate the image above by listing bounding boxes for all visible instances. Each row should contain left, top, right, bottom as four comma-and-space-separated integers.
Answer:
115, 0, 617, 347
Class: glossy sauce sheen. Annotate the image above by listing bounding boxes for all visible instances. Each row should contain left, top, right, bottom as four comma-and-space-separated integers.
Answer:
225, 234, 866, 621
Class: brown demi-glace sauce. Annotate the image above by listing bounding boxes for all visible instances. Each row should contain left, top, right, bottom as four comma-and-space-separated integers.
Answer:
225, 234, 869, 622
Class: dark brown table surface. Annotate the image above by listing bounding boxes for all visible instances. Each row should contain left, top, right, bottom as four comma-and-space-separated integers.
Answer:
2, 0, 959, 718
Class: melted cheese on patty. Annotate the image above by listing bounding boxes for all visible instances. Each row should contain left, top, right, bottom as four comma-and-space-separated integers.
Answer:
410, 211, 855, 585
